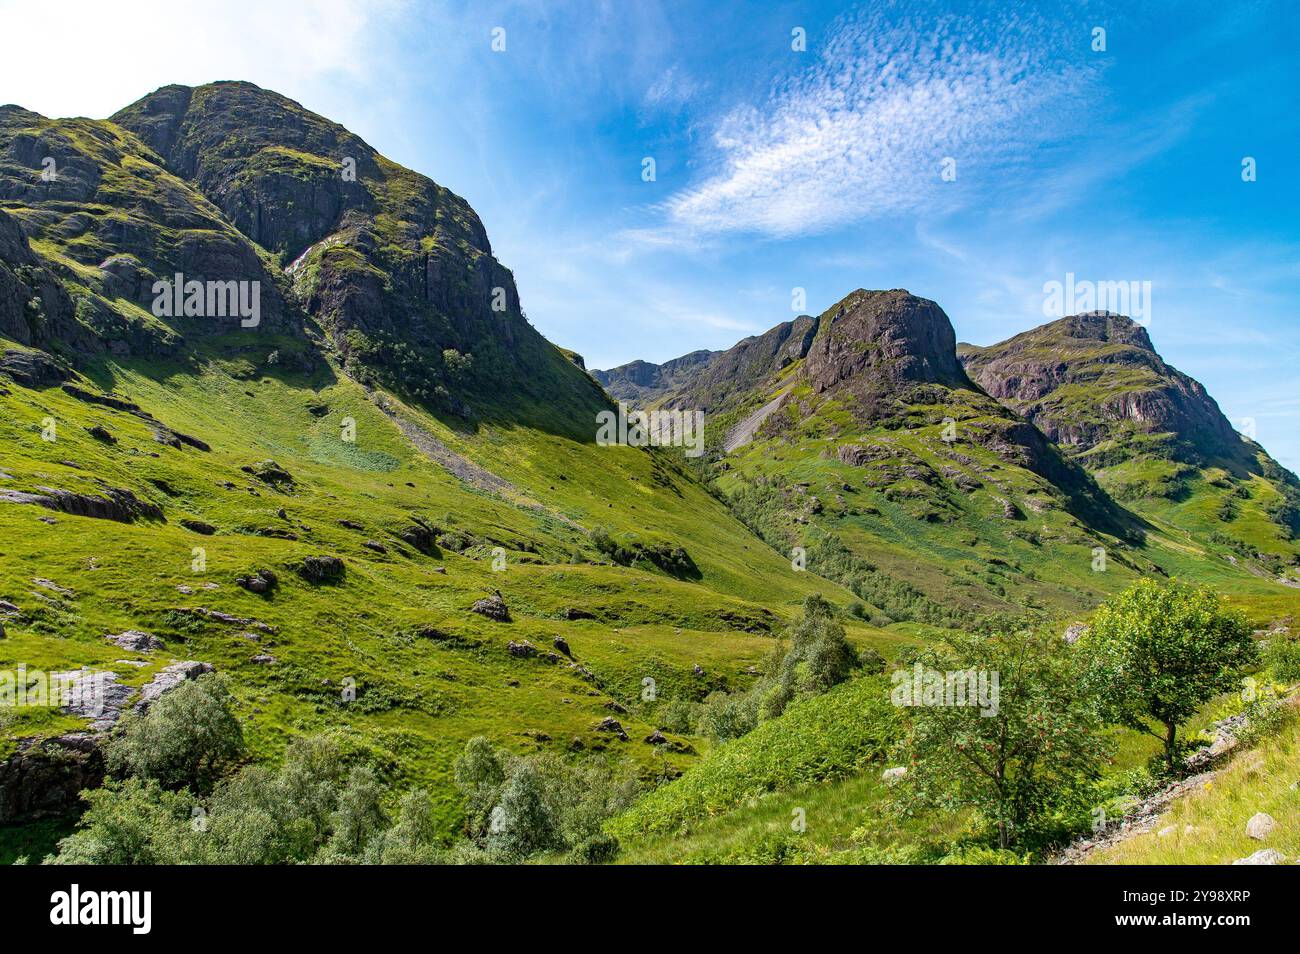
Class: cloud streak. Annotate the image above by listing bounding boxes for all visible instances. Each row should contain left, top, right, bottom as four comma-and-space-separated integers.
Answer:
661, 4, 1096, 238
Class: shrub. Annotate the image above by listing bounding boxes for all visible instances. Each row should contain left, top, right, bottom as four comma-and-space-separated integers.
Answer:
697, 689, 760, 740
763, 594, 860, 718
1264, 631, 1300, 682
105, 672, 245, 792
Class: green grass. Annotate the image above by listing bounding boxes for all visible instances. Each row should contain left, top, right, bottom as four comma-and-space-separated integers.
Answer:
607, 675, 899, 839
0, 338, 867, 839
1088, 704, 1300, 865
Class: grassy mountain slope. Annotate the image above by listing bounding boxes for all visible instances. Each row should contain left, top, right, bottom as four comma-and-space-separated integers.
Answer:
961, 314, 1300, 587
606, 294, 1300, 628
0, 85, 879, 839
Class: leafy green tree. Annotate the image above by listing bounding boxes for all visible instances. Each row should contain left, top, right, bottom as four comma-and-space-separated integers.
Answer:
105, 672, 245, 792
762, 594, 860, 718
1081, 579, 1257, 771
454, 735, 507, 838
487, 761, 561, 859
323, 765, 389, 858
896, 630, 1108, 850
48, 777, 194, 865
376, 789, 444, 864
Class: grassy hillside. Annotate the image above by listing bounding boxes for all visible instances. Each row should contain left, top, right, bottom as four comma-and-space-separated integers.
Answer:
0, 337, 876, 836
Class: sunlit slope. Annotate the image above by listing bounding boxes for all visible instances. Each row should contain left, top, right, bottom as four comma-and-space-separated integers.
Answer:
0, 342, 872, 833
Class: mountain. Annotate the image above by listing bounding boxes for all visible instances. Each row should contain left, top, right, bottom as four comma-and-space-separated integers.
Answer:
0, 81, 605, 434
0, 83, 873, 836
3, 82, 1297, 857
591, 349, 717, 403
606, 289, 1171, 624
605, 291, 1300, 622
962, 313, 1300, 579
959, 313, 1242, 464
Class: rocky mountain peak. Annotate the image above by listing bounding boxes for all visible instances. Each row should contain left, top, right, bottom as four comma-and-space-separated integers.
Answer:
1053, 312, 1155, 352
803, 289, 966, 402
961, 313, 1244, 464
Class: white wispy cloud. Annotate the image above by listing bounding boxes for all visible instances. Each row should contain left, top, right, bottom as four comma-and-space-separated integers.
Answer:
659, 4, 1096, 238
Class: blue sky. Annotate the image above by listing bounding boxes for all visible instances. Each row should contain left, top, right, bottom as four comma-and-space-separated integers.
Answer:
3, 0, 1298, 468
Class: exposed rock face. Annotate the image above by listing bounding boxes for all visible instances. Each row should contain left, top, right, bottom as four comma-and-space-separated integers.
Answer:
0, 486, 165, 523
2, 84, 606, 433
0, 207, 94, 354
0, 347, 72, 388
132, 661, 215, 712
105, 630, 165, 652
109, 81, 608, 433
803, 290, 966, 406
959, 313, 1244, 463
0, 659, 215, 823
0, 734, 104, 823
0, 101, 302, 356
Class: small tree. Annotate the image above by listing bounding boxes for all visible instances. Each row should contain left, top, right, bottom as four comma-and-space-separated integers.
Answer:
454, 735, 507, 838
487, 761, 561, 859
762, 594, 860, 718
106, 672, 245, 792
1081, 579, 1257, 771
897, 630, 1108, 850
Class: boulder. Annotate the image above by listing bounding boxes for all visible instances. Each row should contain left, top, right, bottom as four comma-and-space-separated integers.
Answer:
296, 555, 345, 584
594, 717, 628, 741
553, 635, 572, 657
507, 640, 537, 658
471, 591, 510, 622
180, 518, 217, 535
1246, 812, 1276, 840
241, 460, 294, 487
104, 630, 165, 652
1233, 849, 1286, 865
134, 661, 215, 712
236, 568, 278, 594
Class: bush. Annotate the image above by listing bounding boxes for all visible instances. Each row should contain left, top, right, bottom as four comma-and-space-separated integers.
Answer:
53, 733, 447, 866
1265, 631, 1300, 682
105, 672, 245, 792
452, 739, 639, 862
487, 761, 561, 860
609, 675, 898, 838
697, 690, 760, 740
763, 594, 860, 718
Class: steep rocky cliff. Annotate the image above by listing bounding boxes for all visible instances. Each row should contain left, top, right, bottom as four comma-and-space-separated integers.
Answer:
959, 313, 1244, 464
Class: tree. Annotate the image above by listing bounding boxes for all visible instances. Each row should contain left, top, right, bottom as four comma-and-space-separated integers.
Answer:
105, 672, 245, 792
454, 735, 507, 838
896, 630, 1108, 850
487, 761, 561, 859
1081, 579, 1257, 771
761, 594, 860, 718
